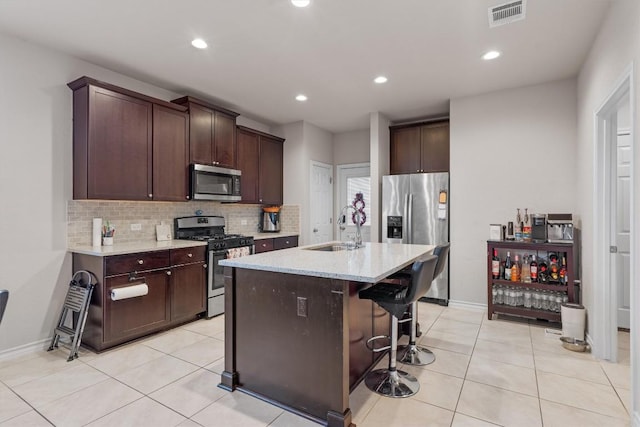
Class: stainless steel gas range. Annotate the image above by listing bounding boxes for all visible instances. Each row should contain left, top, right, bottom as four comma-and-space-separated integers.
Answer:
174, 216, 254, 318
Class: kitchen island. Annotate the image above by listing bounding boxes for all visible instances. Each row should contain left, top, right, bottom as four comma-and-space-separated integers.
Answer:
219, 242, 434, 427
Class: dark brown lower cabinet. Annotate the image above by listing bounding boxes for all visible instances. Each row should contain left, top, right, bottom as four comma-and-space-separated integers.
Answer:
104, 270, 171, 343
255, 235, 298, 253
74, 246, 206, 351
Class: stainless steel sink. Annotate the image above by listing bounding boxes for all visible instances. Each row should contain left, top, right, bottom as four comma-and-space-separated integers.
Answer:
305, 243, 358, 252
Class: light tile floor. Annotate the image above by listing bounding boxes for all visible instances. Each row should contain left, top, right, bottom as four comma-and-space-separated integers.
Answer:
0, 304, 631, 427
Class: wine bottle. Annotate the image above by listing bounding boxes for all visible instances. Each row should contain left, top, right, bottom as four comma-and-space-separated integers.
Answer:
559, 256, 567, 285
504, 251, 512, 280
492, 249, 500, 279
530, 255, 538, 282
521, 255, 531, 283
511, 254, 520, 282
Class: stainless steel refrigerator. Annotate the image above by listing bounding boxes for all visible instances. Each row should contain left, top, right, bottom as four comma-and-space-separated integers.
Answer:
382, 173, 449, 304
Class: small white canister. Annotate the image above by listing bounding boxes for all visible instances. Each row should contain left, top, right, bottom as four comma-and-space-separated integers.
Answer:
561, 303, 586, 341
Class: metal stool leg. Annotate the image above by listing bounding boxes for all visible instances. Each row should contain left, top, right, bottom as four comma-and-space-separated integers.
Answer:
397, 301, 435, 365
364, 314, 420, 397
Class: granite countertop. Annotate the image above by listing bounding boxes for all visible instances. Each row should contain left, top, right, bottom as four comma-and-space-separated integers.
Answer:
251, 232, 299, 240
68, 240, 207, 256
219, 242, 434, 283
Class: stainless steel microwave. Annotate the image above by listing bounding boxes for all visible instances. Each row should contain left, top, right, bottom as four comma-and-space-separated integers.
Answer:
190, 164, 241, 202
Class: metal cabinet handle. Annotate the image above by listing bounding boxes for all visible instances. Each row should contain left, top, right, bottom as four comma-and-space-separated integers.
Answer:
262, 243, 267, 247
203, 264, 207, 268
285, 241, 289, 244
137, 259, 144, 265
166, 271, 172, 276
148, 193, 153, 198
187, 253, 193, 258
186, 196, 190, 200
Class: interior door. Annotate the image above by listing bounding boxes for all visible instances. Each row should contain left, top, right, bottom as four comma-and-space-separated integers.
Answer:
615, 130, 631, 328
337, 164, 371, 243
310, 161, 333, 244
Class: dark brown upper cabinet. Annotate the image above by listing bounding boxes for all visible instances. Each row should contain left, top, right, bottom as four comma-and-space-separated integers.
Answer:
236, 126, 285, 205
68, 76, 189, 201
171, 96, 239, 169
390, 120, 450, 175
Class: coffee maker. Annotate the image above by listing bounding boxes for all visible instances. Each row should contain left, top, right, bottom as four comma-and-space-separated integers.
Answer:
531, 214, 547, 243
547, 213, 574, 243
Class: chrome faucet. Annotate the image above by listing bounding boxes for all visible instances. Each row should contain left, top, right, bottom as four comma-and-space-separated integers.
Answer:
338, 205, 363, 248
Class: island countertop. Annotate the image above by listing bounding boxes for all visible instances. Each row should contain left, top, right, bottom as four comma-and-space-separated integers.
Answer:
219, 241, 434, 283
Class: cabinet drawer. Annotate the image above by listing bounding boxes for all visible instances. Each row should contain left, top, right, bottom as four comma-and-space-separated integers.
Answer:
171, 246, 206, 265
274, 236, 298, 250
105, 251, 170, 276
255, 239, 274, 253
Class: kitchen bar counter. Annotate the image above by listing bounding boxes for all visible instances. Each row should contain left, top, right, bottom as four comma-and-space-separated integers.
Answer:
68, 239, 206, 256
219, 242, 434, 427
220, 241, 433, 282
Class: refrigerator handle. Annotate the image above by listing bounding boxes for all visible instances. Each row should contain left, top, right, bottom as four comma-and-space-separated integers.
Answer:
407, 193, 413, 244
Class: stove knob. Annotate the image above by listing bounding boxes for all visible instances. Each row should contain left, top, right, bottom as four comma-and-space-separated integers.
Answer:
239, 239, 246, 245
221, 242, 228, 249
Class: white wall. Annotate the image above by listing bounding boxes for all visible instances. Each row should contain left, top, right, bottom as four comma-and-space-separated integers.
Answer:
370, 113, 390, 242
575, 0, 639, 420
333, 129, 370, 165
449, 79, 577, 305
278, 121, 333, 245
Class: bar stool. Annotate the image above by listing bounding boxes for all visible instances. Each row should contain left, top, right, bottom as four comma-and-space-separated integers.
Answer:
359, 254, 438, 398
385, 243, 450, 366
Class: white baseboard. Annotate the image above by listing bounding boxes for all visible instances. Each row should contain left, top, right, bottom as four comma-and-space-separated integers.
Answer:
0, 338, 50, 362
447, 300, 487, 311
634, 411, 640, 427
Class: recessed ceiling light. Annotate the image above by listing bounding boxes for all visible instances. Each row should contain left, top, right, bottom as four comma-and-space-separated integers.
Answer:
191, 38, 208, 49
291, 0, 310, 7
295, 94, 308, 102
374, 76, 388, 84
482, 50, 501, 60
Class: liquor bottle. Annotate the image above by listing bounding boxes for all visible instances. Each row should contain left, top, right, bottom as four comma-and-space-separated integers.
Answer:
504, 251, 512, 280
530, 255, 538, 282
492, 249, 500, 279
511, 254, 520, 282
538, 261, 549, 283
521, 255, 531, 283
559, 256, 567, 285
549, 252, 559, 283
523, 208, 532, 242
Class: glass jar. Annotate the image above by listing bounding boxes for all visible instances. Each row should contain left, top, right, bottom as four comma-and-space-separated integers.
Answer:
510, 289, 517, 306
497, 287, 504, 305
541, 292, 550, 311
533, 291, 541, 309
555, 295, 563, 312
492, 286, 498, 304
524, 290, 532, 308
516, 289, 524, 306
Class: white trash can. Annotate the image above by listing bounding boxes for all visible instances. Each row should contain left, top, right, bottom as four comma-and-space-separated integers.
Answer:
561, 303, 585, 341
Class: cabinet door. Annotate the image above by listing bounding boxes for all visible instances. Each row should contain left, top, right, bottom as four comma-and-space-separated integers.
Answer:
273, 236, 298, 250
255, 239, 274, 253
214, 112, 237, 168
390, 127, 421, 175
236, 128, 260, 203
189, 104, 213, 165
421, 122, 450, 172
88, 86, 152, 199
153, 105, 189, 201
259, 137, 284, 205
171, 262, 206, 322
104, 270, 170, 343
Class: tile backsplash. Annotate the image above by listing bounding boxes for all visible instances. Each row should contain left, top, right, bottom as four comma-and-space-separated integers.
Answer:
67, 200, 300, 246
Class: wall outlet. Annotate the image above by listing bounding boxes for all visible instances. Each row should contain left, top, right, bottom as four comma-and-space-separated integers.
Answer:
297, 297, 308, 317
241, 219, 248, 226
130, 223, 142, 231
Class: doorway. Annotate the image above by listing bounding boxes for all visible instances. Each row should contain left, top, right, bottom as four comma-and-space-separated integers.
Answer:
336, 163, 371, 243
593, 66, 634, 362
309, 161, 333, 245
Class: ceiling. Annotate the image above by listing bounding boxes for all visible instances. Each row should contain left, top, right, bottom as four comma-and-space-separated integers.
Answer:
0, 0, 611, 133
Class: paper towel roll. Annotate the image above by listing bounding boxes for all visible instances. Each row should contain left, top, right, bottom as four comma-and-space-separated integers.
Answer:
92, 218, 102, 247
110, 284, 148, 301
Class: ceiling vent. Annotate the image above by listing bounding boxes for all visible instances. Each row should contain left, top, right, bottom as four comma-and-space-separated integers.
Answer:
488, 0, 526, 27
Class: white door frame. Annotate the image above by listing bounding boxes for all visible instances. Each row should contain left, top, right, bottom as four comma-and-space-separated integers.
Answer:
336, 163, 371, 239
309, 160, 333, 245
593, 63, 635, 363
